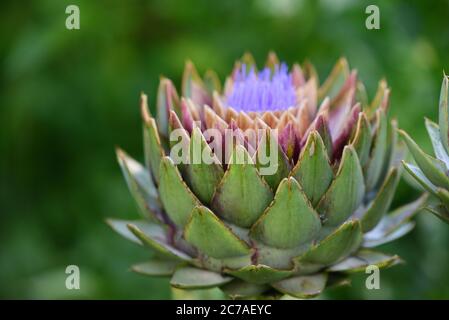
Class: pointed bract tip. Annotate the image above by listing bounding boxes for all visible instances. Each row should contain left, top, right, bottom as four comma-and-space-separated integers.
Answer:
204, 69, 217, 77
338, 57, 349, 66
396, 128, 405, 135
379, 78, 389, 88
115, 146, 125, 159
185, 59, 193, 68
342, 144, 357, 156
397, 129, 411, 141
184, 60, 201, 77
241, 52, 256, 65
266, 51, 280, 66
159, 76, 172, 86
160, 155, 174, 168
126, 223, 139, 233
267, 50, 278, 59
308, 129, 320, 140
347, 70, 358, 86
443, 73, 449, 84
168, 109, 178, 122
140, 93, 152, 123
168, 110, 179, 128
105, 218, 113, 227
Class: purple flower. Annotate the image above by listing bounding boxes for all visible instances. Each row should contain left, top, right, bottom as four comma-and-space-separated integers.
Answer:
226, 63, 297, 112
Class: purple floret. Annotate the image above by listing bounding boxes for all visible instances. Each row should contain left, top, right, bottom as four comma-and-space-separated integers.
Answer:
226, 63, 297, 112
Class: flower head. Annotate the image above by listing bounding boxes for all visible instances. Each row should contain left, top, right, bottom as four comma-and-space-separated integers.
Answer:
109, 52, 424, 299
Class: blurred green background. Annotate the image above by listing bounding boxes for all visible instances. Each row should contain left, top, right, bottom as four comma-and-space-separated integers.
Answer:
1, 0, 449, 299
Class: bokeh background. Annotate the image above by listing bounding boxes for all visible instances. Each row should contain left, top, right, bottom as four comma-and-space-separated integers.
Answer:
1, 0, 449, 299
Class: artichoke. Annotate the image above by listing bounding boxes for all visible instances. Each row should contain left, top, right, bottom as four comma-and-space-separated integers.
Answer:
400, 74, 449, 224
109, 53, 425, 299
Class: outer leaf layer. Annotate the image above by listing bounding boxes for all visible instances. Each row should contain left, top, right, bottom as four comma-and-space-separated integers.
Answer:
184, 127, 224, 204
272, 274, 328, 299
251, 177, 321, 248
159, 157, 200, 227
211, 145, 274, 228
184, 206, 250, 259
170, 267, 232, 289
317, 146, 365, 226
297, 220, 362, 266
292, 131, 333, 206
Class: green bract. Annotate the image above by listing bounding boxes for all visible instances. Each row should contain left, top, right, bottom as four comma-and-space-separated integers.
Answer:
401, 75, 449, 224
108, 53, 425, 299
